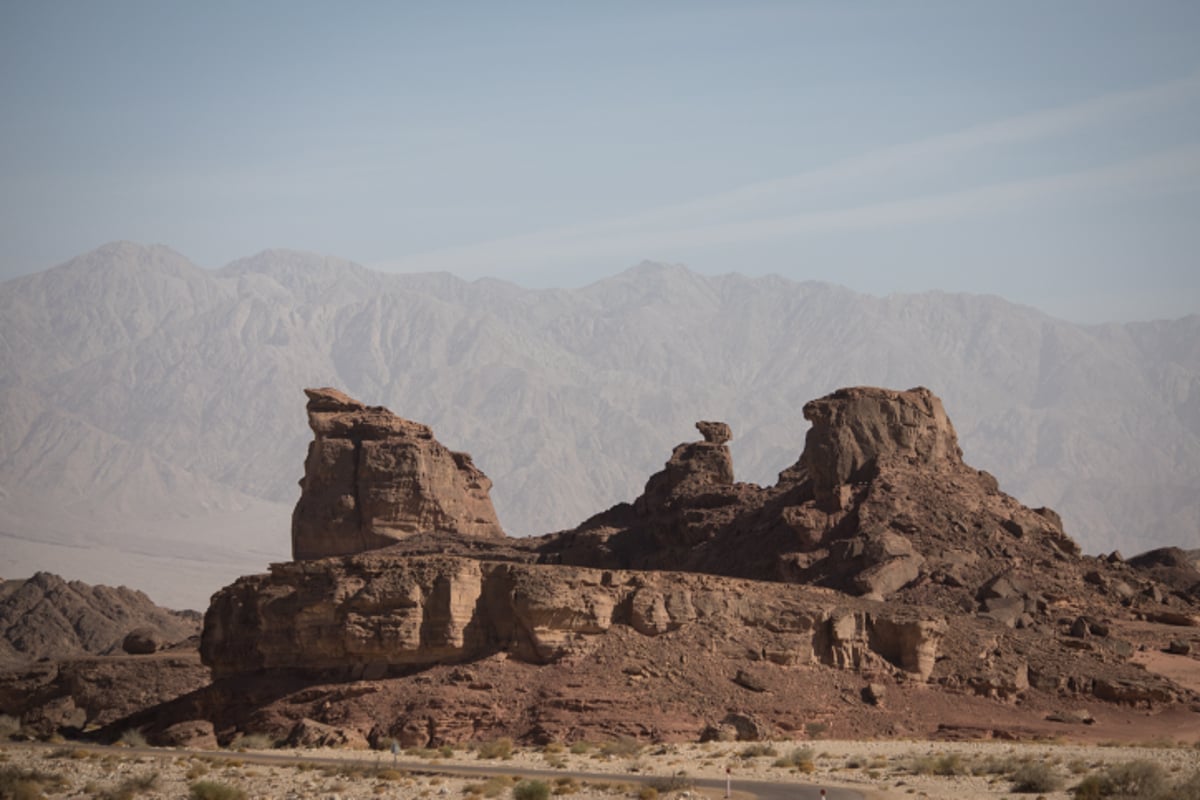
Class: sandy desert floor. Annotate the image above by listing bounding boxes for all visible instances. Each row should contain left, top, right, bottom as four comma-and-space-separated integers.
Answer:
4, 736, 1200, 800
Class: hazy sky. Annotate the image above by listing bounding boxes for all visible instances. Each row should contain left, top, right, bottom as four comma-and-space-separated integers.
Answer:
2, 1, 1198, 322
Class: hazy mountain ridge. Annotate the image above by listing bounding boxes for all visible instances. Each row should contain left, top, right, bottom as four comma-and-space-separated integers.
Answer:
1, 242, 1197, 608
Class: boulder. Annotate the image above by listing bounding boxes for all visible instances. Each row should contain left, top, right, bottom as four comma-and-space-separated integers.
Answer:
157, 720, 218, 749
287, 718, 370, 749
1167, 639, 1192, 656
122, 627, 164, 655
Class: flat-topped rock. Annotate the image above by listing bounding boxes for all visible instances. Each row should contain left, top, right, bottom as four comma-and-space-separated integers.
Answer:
800, 386, 962, 506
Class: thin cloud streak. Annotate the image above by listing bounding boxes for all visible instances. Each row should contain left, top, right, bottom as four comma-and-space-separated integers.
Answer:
381, 143, 1200, 275
376, 72, 1200, 276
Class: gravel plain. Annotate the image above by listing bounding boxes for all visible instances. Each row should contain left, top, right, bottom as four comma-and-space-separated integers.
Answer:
3, 738, 1200, 800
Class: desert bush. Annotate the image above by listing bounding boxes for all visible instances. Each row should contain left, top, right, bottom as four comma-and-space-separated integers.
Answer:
569, 741, 592, 755
1170, 769, 1200, 800
739, 743, 778, 759
512, 780, 550, 800
648, 774, 693, 793
773, 747, 816, 772
96, 771, 160, 800
438, 744, 455, 757
463, 777, 511, 796
230, 733, 276, 751
477, 737, 514, 760
598, 736, 641, 758
804, 722, 828, 738
376, 769, 405, 781
0, 715, 23, 740
0, 765, 68, 799
909, 753, 967, 777
189, 781, 246, 800
542, 741, 565, 754
551, 777, 579, 795
1071, 759, 1172, 799
1010, 762, 1061, 793
637, 787, 657, 800
1102, 759, 1167, 797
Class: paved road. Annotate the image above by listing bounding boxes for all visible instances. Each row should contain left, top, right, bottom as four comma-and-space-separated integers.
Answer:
6, 741, 864, 800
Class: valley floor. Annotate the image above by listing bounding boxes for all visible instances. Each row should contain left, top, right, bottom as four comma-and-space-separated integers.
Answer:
4, 737, 1200, 800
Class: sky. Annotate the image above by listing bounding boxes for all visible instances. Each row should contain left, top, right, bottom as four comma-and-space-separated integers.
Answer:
1, 1, 1198, 323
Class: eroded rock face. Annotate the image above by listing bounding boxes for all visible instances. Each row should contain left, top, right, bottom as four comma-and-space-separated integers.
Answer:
292, 388, 504, 560
201, 554, 944, 683
799, 386, 962, 507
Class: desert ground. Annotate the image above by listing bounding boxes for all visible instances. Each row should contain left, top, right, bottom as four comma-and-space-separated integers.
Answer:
4, 736, 1200, 800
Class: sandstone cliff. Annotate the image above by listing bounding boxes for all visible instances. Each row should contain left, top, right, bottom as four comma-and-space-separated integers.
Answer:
292, 388, 504, 560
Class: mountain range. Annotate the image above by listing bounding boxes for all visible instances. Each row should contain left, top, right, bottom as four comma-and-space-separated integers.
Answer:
1, 241, 1196, 608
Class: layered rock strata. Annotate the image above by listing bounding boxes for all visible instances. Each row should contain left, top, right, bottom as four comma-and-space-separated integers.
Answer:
201, 554, 945, 682
292, 388, 504, 560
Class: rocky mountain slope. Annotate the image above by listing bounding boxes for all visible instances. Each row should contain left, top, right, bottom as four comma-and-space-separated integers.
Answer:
2, 242, 1198, 607
0, 572, 200, 665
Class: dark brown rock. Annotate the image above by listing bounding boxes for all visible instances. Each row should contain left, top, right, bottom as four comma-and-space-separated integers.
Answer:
156, 720, 218, 749
122, 627, 164, 655
696, 420, 732, 445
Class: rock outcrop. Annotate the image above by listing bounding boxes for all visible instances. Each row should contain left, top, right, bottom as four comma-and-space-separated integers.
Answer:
201, 554, 945, 682
54, 384, 1200, 748
0, 572, 200, 665
799, 387, 962, 508
292, 388, 504, 560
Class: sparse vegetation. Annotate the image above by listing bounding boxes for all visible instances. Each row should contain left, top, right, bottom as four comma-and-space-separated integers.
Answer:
95, 771, 160, 800
773, 746, 816, 772
1010, 762, 1061, 793
0, 765, 69, 800
465, 776, 515, 797
636, 787, 657, 800
0, 715, 21, 739
188, 780, 246, 800
648, 773, 693, 793
1072, 759, 1171, 799
738, 743, 777, 759
552, 777, 579, 795
477, 737, 514, 759
598, 736, 641, 758
512, 779, 550, 800
908, 753, 968, 776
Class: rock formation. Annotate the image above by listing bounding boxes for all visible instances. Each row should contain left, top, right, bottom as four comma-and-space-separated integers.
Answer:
292, 388, 504, 560
201, 554, 946, 682
17, 384, 1200, 748
0, 573, 206, 736
0, 572, 200, 665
